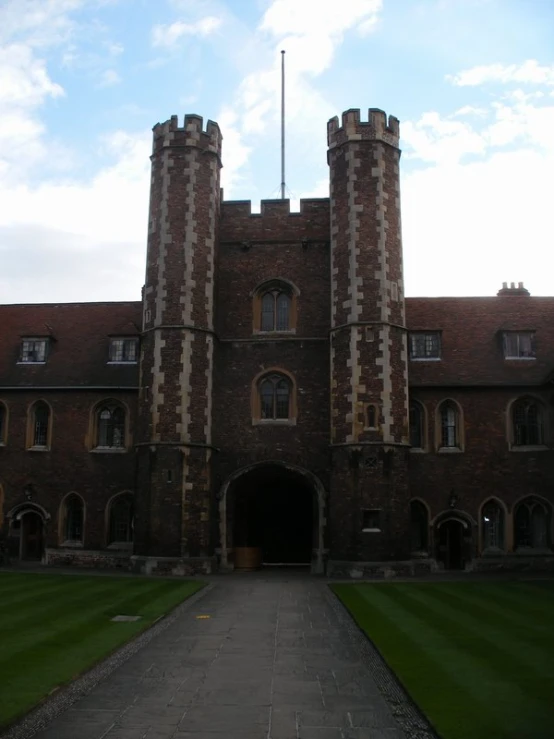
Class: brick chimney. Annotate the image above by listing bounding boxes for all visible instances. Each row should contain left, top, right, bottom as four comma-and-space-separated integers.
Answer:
497, 281, 530, 297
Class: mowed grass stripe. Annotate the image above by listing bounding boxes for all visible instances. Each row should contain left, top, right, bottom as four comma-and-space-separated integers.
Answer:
378, 584, 554, 727
0, 573, 203, 728
334, 583, 552, 739
396, 583, 553, 681
0, 577, 135, 638
333, 584, 502, 739
0, 575, 77, 608
0, 580, 178, 671
432, 582, 552, 636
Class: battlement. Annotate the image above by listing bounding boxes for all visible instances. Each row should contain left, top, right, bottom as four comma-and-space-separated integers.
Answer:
327, 108, 400, 150
220, 198, 330, 243
151, 114, 222, 157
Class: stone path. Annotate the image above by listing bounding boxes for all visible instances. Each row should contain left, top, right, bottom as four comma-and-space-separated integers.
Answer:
30, 575, 416, 739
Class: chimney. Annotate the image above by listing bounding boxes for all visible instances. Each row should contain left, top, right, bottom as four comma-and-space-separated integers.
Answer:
497, 282, 531, 297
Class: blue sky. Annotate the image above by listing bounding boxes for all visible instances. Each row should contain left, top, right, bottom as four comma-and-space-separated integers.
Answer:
1, 0, 553, 303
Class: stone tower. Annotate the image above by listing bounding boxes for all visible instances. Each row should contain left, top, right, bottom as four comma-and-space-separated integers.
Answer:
135, 115, 221, 560
327, 108, 410, 562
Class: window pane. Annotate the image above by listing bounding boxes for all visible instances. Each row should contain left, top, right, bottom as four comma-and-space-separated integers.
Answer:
410, 333, 440, 358
22, 339, 47, 362
275, 380, 290, 419
261, 293, 275, 331
531, 505, 547, 548
109, 497, 133, 542
482, 502, 504, 549
124, 339, 138, 361
367, 405, 377, 428
276, 293, 290, 331
260, 380, 274, 418
513, 401, 542, 445
109, 340, 124, 362
441, 404, 458, 447
0, 406, 4, 442
65, 496, 83, 541
515, 505, 531, 547
33, 403, 49, 446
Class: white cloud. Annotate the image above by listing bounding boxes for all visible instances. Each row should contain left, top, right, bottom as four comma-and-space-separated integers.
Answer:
402, 92, 554, 297
97, 68, 121, 87
447, 59, 554, 87
152, 16, 221, 48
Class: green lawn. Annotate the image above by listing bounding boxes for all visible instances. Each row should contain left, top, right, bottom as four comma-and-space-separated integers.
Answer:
0, 571, 204, 728
332, 580, 554, 739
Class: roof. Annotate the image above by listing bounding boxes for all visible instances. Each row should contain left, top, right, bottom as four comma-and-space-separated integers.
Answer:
406, 296, 554, 387
0, 302, 142, 388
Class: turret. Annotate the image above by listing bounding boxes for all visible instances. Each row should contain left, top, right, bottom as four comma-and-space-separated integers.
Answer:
327, 108, 410, 562
135, 114, 221, 562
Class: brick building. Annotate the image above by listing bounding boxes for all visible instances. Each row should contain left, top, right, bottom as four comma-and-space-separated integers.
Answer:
1, 108, 553, 576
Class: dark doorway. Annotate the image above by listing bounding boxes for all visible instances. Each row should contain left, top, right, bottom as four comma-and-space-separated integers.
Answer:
21, 512, 43, 560
437, 519, 465, 570
231, 465, 314, 566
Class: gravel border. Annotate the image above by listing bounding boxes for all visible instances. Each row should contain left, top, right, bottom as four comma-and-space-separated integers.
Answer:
0, 582, 214, 739
325, 584, 440, 739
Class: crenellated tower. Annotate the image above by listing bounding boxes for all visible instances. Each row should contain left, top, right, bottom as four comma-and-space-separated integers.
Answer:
327, 108, 410, 562
135, 115, 221, 561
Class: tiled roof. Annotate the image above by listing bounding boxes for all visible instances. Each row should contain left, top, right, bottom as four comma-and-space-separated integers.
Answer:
0, 302, 142, 388
406, 296, 554, 386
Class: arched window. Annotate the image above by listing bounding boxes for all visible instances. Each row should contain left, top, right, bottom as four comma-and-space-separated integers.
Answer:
512, 399, 543, 446
514, 497, 550, 549
439, 401, 461, 449
366, 404, 378, 429
29, 401, 51, 449
108, 494, 134, 545
261, 289, 291, 331
62, 494, 84, 544
410, 500, 428, 553
409, 402, 424, 448
0, 402, 6, 445
259, 374, 291, 420
481, 500, 504, 550
95, 404, 126, 449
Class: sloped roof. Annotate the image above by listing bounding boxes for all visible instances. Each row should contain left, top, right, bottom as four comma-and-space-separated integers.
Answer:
405, 296, 554, 386
0, 302, 142, 388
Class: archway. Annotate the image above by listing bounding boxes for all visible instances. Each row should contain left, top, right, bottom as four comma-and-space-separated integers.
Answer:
435, 514, 472, 570
7, 502, 50, 562
219, 462, 326, 574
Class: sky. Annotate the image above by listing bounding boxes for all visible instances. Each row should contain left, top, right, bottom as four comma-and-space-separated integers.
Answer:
0, 0, 553, 304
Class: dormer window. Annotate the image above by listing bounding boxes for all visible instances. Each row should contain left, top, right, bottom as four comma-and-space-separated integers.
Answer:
20, 338, 48, 364
109, 337, 139, 364
503, 331, 535, 359
409, 332, 441, 360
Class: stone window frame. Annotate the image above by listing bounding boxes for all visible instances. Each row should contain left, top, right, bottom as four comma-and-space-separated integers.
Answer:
105, 491, 134, 550
436, 399, 464, 453
479, 497, 506, 554
252, 278, 299, 335
26, 399, 53, 451
364, 403, 379, 430
108, 336, 140, 364
58, 492, 86, 548
502, 331, 536, 360
0, 400, 8, 446
408, 331, 441, 361
18, 337, 50, 364
251, 367, 297, 426
513, 495, 552, 551
507, 395, 548, 452
409, 399, 427, 452
89, 399, 130, 453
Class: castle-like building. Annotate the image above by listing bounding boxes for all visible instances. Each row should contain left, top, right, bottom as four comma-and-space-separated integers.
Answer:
1, 108, 553, 576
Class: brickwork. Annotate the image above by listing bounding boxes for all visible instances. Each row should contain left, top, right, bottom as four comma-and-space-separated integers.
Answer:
137, 115, 221, 557
327, 109, 410, 561
1, 106, 553, 574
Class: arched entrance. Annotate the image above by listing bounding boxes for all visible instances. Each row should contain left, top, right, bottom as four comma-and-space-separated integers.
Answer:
435, 513, 472, 570
7, 503, 50, 562
219, 462, 326, 574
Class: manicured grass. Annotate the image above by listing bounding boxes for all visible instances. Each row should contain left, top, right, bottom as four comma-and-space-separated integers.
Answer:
0, 571, 204, 728
332, 581, 554, 739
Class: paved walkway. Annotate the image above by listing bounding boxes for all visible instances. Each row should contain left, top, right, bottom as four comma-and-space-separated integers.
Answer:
32, 575, 411, 739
